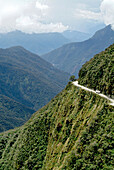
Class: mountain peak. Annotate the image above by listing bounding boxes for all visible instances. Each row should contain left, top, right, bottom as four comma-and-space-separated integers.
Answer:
42, 25, 114, 76
91, 25, 113, 40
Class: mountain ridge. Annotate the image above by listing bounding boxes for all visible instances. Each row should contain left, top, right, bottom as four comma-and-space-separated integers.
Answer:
62, 30, 91, 42
0, 46, 70, 109
0, 31, 69, 55
0, 46, 69, 132
42, 25, 114, 76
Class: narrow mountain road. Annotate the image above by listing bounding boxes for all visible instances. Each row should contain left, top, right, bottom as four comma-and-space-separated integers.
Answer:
73, 81, 114, 106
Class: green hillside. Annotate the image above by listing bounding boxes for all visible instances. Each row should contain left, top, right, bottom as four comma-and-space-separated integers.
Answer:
0, 45, 113, 169
0, 46, 69, 132
0, 83, 113, 169
79, 44, 114, 97
0, 94, 35, 133
0, 46, 69, 111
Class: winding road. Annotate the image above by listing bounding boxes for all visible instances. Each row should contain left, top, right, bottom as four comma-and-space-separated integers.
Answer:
73, 81, 114, 106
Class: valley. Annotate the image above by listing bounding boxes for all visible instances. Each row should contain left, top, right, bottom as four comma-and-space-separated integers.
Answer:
0, 46, 69, 132
0, 44, 113, 169
0, 1, 114, 169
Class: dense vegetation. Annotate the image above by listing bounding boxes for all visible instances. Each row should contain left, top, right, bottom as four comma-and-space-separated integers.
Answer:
79, 44, 114, 97
0, 44, 113, 169
0, 46, 69, 111
42, 25, 114, 76
0, 82, 113, 169
0, 31, 69, 55
0, 46, 69, 132
0, 94, 35, 132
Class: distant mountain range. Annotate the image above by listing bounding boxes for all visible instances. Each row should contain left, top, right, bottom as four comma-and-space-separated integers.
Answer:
0, 30, 92, 55
0, 46, 69, 131
0, 31, 69, 55
62, 30, 91, 42
42, 25, 114, 77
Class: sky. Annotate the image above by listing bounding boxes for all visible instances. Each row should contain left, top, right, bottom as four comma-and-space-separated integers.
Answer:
0, 0, 114, 34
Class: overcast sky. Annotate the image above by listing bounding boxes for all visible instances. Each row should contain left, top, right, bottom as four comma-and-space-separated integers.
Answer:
0, 0, 114, 34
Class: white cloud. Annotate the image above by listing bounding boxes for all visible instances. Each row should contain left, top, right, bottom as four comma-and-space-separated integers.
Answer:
0, 0, 68, 33
1, 0, 113, 34
36, 2, 49, 10
74, 9, 102, 21
100, 0, 114, 30
16, 16, 68, 33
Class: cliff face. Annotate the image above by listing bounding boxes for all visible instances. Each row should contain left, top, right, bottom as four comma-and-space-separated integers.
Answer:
0, 83, 113, 169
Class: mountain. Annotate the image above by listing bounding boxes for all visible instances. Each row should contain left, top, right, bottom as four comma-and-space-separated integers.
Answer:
0, 31, 69, 55
79, 44, 114, 97
0, 44, 113, 169
62, 30, 91, 42
0, 46, 69, 110
42, 25, 114, 77
0, 94, 35, 133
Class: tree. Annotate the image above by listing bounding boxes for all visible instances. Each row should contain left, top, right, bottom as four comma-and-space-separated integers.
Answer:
69, 75, 76, 82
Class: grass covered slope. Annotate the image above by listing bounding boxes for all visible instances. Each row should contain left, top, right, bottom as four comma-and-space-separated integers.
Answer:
0, 83, 113, 169
0, 94, 35, 133
79, 44, 114, 97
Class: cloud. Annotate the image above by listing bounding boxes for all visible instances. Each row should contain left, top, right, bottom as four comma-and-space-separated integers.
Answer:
73, 0, 114, 32
16, 17, 68, 33
36, 2, 49, 10
1, 0, 113, 34
74, 9, 102, 21
100, 0, 114, 30
0, 0, 68, 33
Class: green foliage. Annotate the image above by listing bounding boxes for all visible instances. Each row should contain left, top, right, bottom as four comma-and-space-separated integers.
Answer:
69, 75, 76, 82
0, 46, 69, 132
0, 83, 113, 169
0, 94, 35, 132
79, 44, 114, 97
0, 45, 113, 169
0, 46, 69, 111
